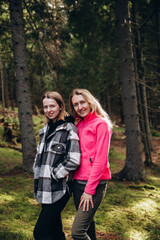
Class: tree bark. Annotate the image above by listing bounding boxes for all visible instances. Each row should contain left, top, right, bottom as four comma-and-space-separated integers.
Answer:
154, 0, 160, 129
115, 0, 145, 181
0, 57, 6, 114
131, 0, 153, 166
154, 0, 160, 73
9, 0, 36, 172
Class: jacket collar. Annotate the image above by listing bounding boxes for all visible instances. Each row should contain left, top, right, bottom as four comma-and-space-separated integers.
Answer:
39, 121, 64, 135
39, 115, 74, 135
76, 112, 97, 124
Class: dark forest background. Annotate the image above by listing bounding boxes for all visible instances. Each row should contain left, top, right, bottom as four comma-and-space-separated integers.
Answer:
0, 0, 160, 177
1, 0, 159, 120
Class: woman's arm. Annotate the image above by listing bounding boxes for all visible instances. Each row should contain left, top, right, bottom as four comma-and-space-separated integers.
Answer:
78, 122, 111, 212
53, 123, 81, 179
84, 122, 111, 195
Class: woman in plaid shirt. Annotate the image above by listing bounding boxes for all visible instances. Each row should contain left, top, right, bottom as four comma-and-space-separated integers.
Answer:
33, 91, 80, 240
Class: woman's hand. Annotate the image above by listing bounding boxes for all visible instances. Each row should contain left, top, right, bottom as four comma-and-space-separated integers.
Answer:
79, 192, 94, 212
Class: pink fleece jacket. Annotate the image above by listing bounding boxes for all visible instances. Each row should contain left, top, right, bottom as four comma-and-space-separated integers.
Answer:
73, 112, 112, 195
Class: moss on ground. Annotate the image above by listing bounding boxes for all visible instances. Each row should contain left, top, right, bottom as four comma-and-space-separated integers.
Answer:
0, 122, 160, 240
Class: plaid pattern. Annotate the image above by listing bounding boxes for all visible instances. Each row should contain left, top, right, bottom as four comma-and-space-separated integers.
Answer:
33, 122, 81, 204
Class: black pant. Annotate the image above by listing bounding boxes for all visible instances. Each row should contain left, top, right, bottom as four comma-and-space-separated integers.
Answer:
33, 192, 70, 240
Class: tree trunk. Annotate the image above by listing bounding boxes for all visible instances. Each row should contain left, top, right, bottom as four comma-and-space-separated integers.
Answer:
154, 0, 160, 73
154, 0, 160, 129
9, 0, 36, 172
131, 0, 153, 166
115, 0, 145, 181
106, 87, 112, 117
0, 57, 5, 114
4, 70, 9, 109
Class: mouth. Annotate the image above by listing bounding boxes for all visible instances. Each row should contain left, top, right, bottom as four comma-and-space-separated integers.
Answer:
47, 113, 54, 117
79, 110, 86, 115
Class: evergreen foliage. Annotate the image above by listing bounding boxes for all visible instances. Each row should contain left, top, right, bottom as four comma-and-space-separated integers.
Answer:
0, 0, 159, 125
0, 0, 160, 176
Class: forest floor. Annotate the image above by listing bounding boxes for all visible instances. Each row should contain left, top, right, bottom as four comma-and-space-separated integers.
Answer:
94, 135, 160, 240
0, 113, 160, 240
111, 137, 160, 169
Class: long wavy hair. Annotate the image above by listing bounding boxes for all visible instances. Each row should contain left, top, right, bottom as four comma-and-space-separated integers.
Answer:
69, 88, 113, 129
42, 91, 68, 122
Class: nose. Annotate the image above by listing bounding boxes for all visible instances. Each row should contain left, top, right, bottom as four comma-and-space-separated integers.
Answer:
47, 106, 52, 112
78, 103, 83, 110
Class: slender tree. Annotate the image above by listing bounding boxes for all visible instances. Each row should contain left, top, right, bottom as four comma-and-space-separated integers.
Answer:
0, 57, 6, 112
154, 0, 160, 74
153, 0, 160, 128
9, 0, 36, 172
131, 0, 153, 166
115, 0, 145, 180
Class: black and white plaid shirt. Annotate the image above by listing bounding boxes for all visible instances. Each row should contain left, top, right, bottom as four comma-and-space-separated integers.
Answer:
33, 121, 81, 204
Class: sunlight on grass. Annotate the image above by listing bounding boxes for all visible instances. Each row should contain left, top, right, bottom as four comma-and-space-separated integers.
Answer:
0, 122, 160, 240
148, 175, 160, 182
28, 198, 39, 205
0, 193, 15, 203
132, 198, 158, 216
96, 179, 160, 239
128, 229, 149, 240
62, 215, 74, 228
0, 173, 39, 239
1, 218, 34, 239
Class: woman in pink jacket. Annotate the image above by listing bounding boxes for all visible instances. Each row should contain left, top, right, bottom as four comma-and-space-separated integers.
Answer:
69, 89, 112, 240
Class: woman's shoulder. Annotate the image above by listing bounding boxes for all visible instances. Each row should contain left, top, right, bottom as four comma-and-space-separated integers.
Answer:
65, 121, 78, 132
54, 117, 77, 132
39, 124, 48, 135
63, 115, 77, 130
92, 115, 107, 125
93, 116, 112, 131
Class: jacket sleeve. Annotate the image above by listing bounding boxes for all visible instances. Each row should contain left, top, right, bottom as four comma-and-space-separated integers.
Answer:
84, 122, 112, 195
32, 126, 47, 173
53, 123, 81, 179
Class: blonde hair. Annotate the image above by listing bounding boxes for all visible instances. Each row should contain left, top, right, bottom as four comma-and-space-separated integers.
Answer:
69, 88, 113, 129
42, 91, 68, 122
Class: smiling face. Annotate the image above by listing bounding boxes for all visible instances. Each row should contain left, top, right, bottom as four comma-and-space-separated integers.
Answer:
72, 94, 91, 118
43, 98, 61, 122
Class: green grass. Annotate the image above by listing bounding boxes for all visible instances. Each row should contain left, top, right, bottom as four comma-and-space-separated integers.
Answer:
113, 126, 125, 133
109, 148, 125, 160
151, 128, 160, 137
0, 146, 160, 240
0, 148, 22, 174
0, 117, 160, 240
32, 115, 44, 137
0, 149, 37, 240
100, 180, 160, 240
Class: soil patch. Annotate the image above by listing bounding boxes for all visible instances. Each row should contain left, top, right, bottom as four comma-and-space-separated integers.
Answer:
96, 231, 122, 240
111, 137, 160, 167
